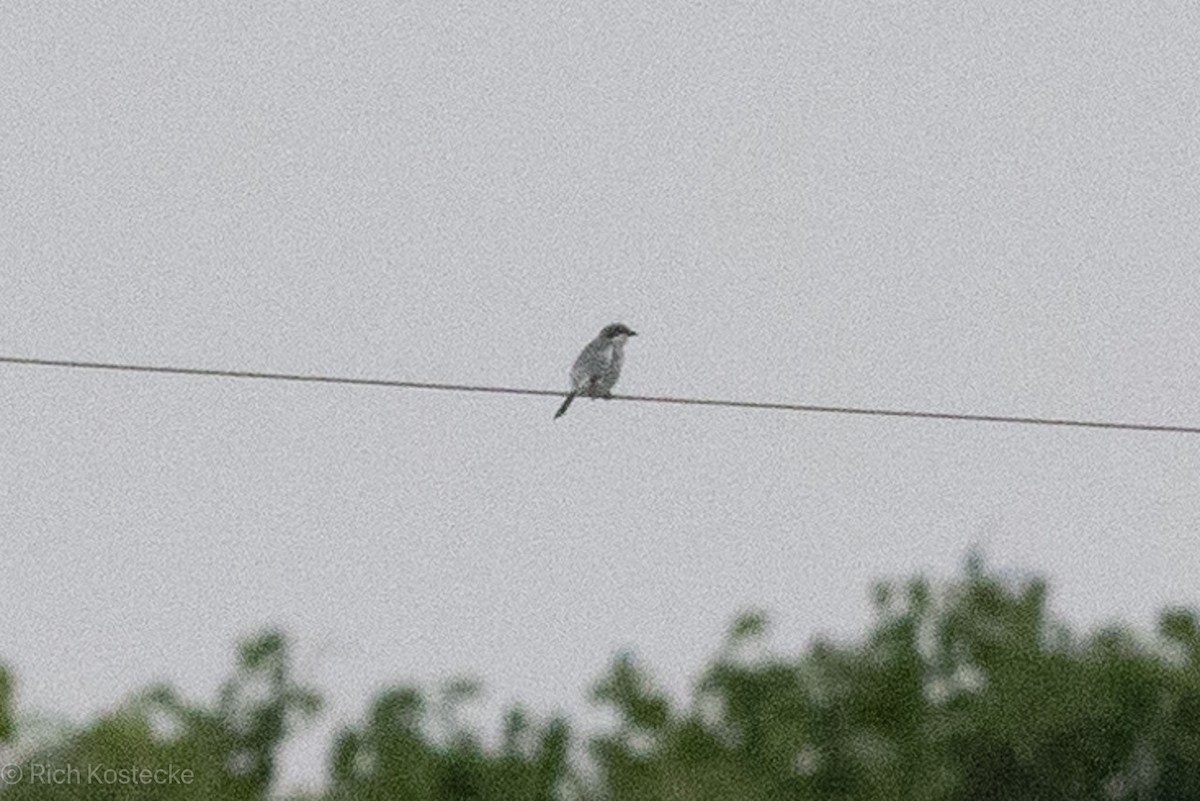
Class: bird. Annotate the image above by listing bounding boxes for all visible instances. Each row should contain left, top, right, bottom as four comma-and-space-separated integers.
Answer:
554, 323, 638, 419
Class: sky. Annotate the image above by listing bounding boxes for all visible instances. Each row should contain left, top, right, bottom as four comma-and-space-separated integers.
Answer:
2, 1, 1199, 794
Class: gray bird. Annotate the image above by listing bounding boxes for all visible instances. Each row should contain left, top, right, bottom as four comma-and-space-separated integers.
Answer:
554, 323, 638, 419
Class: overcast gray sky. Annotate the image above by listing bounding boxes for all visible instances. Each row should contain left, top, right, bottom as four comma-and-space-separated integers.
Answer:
3, 1, 1199, 794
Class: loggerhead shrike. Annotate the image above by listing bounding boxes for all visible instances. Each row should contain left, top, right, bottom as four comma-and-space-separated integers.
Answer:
554, 323, 638, 419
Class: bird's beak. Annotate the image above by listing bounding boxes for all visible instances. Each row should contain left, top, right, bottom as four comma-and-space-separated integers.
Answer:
629, 330, 638, 336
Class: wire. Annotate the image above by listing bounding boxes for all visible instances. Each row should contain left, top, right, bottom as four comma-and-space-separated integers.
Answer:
2, 354, 1197, 436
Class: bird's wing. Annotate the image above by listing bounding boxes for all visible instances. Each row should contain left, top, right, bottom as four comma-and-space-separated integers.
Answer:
570, 338, 613, 389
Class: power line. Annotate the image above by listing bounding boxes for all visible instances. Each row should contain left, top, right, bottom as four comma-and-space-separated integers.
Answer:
2, 354, 1197, 436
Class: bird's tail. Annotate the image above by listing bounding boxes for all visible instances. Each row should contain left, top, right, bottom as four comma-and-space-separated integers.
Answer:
554, 392, 577, 419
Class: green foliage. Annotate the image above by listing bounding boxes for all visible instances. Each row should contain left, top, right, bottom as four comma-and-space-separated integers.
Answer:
327, 682, 570, 801
3, 558, 1200, 800
586, 560, 1200, 801
0, 665, 13, 744
0, 630, 318, 801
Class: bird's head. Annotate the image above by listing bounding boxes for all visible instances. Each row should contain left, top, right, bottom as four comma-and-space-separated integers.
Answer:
601, 323, 637, 340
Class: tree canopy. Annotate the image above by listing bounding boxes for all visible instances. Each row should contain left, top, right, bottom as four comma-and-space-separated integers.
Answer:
3, 556, 1198, 800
